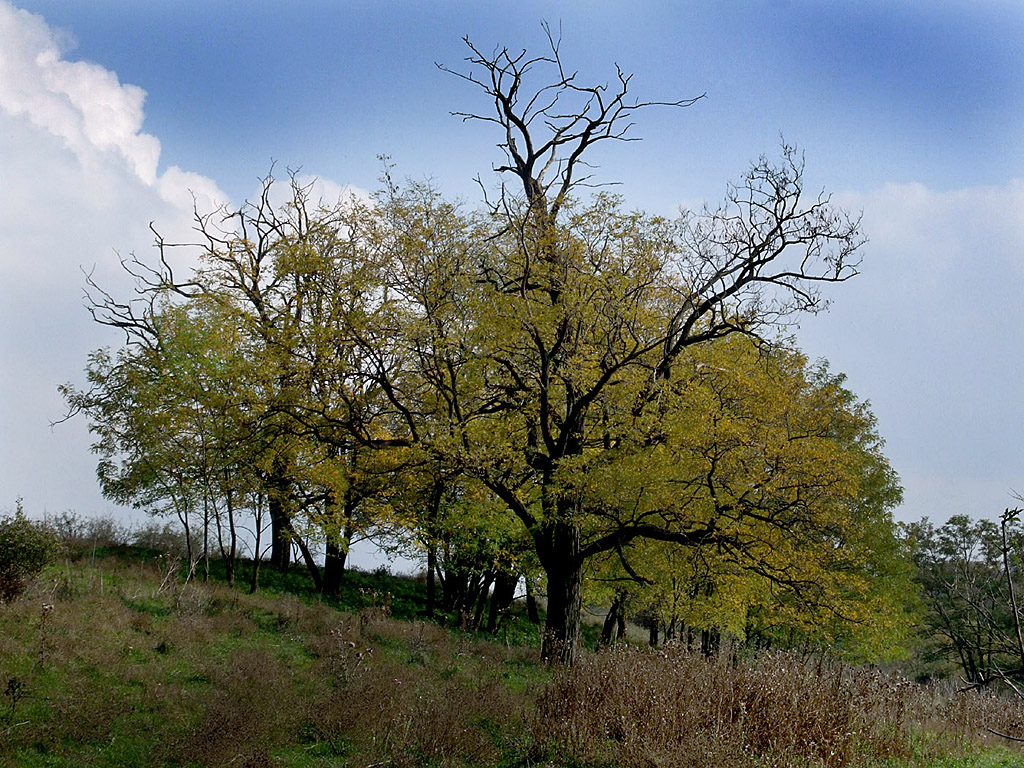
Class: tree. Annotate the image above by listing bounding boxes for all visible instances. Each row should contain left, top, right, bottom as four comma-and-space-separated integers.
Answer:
64, 175, 394, 589
65, 31, 900, 668
584, 337, 910, 660
905, 511, 1024, 683
355, 33, 865, 663
61, 298, 268, 580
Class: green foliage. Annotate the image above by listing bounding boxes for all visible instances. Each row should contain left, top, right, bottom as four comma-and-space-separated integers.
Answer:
0, 501, 60, 602
904, 513, 1024, 683
583, 336, 912, 660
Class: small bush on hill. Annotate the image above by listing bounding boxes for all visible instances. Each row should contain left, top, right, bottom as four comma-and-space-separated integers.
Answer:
0, 500, 60, 602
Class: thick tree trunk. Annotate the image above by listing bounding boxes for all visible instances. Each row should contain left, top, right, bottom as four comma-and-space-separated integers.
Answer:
487, 570, 519, 633
541, 521, 583, 665
323, 537, 347, 596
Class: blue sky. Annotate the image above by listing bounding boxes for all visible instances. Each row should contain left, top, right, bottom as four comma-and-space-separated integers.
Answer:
2, 0, 1024, 536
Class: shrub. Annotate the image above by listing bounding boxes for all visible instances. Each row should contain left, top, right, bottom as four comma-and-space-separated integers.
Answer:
0, 501, 60, 602
45, 510, 131, 549
131, 520, 188, 556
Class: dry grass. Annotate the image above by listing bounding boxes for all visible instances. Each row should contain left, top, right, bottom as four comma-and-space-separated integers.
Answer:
530, 645, 1024, 768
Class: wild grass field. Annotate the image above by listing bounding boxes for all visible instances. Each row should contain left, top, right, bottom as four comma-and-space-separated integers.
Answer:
1, 539, 1023, 767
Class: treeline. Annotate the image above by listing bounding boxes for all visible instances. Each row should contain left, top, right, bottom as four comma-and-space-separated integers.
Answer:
904, 510, 1024, 685
62, 35, 911, 664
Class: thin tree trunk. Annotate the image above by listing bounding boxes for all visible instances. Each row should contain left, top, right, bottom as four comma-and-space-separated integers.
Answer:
525, 577, 540, 624
289, 523, 323, 592
599, 594, 622, 648
1002, 510, 1024, 669
201, 491, 211, 582
225, 482, 237, 586
472, 572, 494, 631
424, 480, 443, 619
426, 543, 437, 619
249, 494, 264, 595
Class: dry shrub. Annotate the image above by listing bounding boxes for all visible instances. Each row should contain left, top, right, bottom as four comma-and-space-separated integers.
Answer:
306, 615, 533, 767
937, 684, 1024, 744
168, 646, 305, 766
313, 658, 513, 767
532, 646, 927, 768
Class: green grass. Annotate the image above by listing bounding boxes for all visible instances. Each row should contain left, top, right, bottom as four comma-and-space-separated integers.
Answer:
883, 747, 1023, 767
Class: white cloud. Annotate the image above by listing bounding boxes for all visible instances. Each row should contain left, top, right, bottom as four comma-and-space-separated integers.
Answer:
0, 4, 159, 185
0, 2, 229, 518
0, 2, 364, 521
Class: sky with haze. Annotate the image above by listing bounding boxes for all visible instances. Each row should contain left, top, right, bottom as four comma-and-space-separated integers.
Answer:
2, 1, 1023, 543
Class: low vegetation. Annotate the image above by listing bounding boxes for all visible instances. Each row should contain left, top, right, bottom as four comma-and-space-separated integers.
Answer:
1, 513, 1023, 768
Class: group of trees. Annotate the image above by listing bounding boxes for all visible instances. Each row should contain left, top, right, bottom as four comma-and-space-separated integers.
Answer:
63, 34, 911, 664
905, 510, 1024, 686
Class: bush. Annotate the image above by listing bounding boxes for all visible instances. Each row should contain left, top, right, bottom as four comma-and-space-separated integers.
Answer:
131, 520, 188, 556
45, 510, 131, 549
0, 501, 60, 602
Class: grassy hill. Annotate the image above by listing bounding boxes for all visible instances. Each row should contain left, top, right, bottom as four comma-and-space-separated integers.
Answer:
1, 544, 1023, 767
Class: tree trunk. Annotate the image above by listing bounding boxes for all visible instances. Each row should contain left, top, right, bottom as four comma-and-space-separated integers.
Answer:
286, 521, 323, 592
249, 492, 264, 595
599, 594, 621, 648
541, 521, 583, 665
487, 570, 519, 633
323, 538, 347, 596
472, 571, 494, 631
426, 542, 437, 619
525, 577, 540, 624
701, 628, 719, 657
268, 457, 292, 572
323, 512, 353, 596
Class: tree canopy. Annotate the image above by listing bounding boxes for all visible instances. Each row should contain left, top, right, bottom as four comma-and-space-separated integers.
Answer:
63, 32, 909, 665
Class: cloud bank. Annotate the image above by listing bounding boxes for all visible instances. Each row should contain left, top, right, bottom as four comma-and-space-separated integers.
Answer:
0, 2, 226, 517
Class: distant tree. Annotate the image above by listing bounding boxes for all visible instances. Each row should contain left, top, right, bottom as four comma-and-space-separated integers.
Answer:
906, 511, 1024, 684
